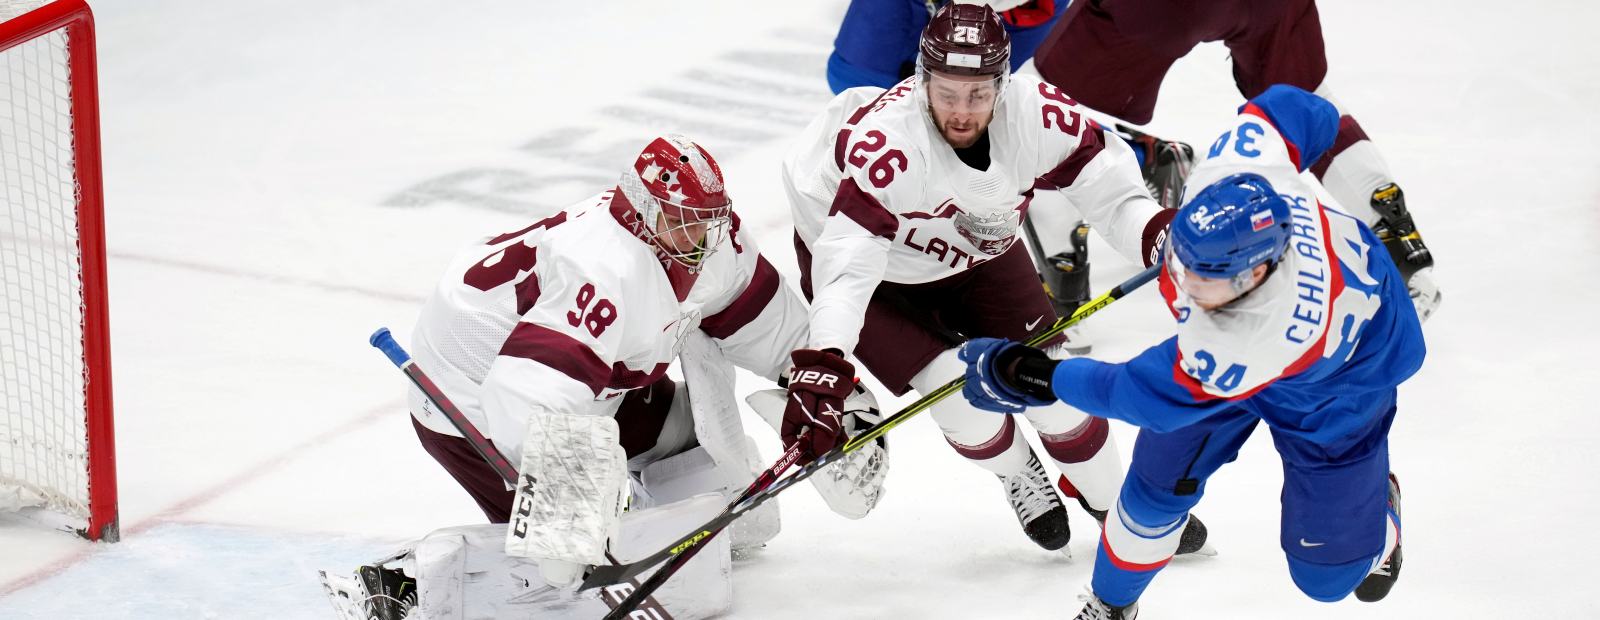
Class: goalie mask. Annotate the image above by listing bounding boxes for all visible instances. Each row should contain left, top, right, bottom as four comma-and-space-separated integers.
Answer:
613, 135, 733, 300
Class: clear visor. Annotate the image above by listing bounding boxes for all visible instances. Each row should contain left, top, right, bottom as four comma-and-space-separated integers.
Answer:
1165, 244, 1253, 309
925, 72, 1000, 115
654, 201, 731, 268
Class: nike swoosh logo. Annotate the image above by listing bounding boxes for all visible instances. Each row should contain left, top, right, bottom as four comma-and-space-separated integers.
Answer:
1025, 316, 1044, 331
1300, 539, 1324, 547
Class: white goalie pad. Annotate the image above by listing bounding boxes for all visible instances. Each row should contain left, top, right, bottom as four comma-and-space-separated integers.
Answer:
746, 387, 890, 520
369, 493, 732, 620
505, 411, 629, 565
678, 330, 781, 548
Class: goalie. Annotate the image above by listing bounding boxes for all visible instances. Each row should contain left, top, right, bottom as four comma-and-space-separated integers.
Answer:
324, 135, 888, 620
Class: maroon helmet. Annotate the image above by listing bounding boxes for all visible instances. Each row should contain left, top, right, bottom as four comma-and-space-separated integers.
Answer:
918, 3, 1011, 79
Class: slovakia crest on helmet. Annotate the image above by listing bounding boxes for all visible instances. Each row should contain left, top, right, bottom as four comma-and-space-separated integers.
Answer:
954, 207, 1021, 256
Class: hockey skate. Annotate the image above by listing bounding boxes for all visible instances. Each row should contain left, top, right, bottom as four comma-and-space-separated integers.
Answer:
999, 450, 1072, 551
356, 564, 417, 620
1355, 473, 1403, 602
1060, 476, 1215, 556
1036, 220, 1093, 355
1368, 184, 1441, 321
1073, 587, 1139, 620
1116, 124, 1195, 211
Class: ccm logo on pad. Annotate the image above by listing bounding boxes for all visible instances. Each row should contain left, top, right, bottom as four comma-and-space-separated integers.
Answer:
792, 370, 840, 388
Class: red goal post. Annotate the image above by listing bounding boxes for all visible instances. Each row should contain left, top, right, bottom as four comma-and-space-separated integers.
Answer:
0, 0, 116, 542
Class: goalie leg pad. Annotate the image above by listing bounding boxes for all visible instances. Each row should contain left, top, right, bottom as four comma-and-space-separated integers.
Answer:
505, 410, 629, 566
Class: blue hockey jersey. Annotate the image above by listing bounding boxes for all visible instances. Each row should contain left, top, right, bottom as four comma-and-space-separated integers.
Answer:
1050, 85, 1426, 444
827, 0, 1065, 94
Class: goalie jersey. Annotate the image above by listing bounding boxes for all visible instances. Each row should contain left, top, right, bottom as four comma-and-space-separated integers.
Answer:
408, 191, 808, 465
1051, 86, 1427, 443
782, 72, 1167, 354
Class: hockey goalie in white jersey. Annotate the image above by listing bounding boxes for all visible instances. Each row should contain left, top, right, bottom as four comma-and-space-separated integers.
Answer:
323, 135, 888, 620
781, 3, 1206, 555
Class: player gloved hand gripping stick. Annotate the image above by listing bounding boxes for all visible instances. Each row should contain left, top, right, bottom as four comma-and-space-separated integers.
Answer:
587, 264, 1161, 619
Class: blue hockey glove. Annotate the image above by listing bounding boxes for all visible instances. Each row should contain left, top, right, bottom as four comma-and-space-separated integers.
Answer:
957, 338, 1059, 414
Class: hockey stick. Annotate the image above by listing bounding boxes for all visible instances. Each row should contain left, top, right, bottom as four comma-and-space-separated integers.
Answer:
600, 434, 810, 620
369, 328, 519, 485
582, 263, 1162, 591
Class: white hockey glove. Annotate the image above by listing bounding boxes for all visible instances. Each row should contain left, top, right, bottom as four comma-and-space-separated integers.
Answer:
747, 383, 889, 519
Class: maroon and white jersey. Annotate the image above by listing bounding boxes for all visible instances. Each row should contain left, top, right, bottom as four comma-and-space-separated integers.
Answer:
782, 73, 1163, 354
408, 191, 807, 465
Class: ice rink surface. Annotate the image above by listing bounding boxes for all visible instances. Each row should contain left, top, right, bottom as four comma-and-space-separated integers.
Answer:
2, 0, 1598, 617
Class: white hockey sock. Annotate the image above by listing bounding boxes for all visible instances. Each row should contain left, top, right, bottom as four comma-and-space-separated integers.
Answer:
1312, 84, 1394, 226
912, 348, 1033, 475
1025, 403, 1121, 511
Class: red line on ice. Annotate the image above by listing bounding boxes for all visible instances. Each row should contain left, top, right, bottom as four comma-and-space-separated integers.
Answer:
0, 400, 400, 598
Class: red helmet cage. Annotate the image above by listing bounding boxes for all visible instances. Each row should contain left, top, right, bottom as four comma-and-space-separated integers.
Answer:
616, 135, 733, 271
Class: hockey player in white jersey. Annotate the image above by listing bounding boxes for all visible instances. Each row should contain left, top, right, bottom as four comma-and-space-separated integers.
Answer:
960, 85, 1424, 618
326, 135, 888, 620
781, 3, 1205, 554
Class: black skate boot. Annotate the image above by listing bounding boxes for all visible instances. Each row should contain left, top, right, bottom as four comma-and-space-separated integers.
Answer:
1061, 476, 1212, 556
1062, 477, 1109, 526
357, 564, 417, 620
1074, 588, 1139, 620
1000, 450, 1072, 551
1037, 221, 1093, 355
1116, 124, 1195, 211
1176, 514, 1210, 556
1355, 473, 1403, 602
1368, 184, 1433, 283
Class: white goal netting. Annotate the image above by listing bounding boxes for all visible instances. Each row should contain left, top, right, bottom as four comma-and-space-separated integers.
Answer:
0, 0, 92, 523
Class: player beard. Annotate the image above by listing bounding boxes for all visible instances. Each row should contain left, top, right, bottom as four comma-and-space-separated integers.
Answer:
934, 108, 994, 149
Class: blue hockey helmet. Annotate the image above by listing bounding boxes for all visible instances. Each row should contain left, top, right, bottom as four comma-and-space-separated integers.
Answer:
1169, 173, 1292, 279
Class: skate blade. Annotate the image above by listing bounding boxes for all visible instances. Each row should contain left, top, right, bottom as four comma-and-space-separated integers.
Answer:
1183, 541, 1218, 557
318, 570, 368, 620
1057, 545, 1074, 560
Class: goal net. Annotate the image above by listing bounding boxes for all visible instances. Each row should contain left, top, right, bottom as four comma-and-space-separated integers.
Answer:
0, 0, 115, 541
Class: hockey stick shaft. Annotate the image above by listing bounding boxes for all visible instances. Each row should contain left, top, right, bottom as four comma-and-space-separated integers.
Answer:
597, 437, 808, 619
583, 264, 1161, 589
369, 328, 519, 485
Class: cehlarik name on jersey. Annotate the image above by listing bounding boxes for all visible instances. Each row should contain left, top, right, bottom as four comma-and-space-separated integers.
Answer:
1284, 195, 1329, 345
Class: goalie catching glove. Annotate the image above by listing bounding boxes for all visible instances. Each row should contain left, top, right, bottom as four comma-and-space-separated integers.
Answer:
748, 383, 888, 520
783, 349, 857, 461
958, 337, 1061, 414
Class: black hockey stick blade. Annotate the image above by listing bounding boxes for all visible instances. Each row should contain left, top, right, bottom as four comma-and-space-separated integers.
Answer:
595, 437, 810, 620
581, 264, 1160, 590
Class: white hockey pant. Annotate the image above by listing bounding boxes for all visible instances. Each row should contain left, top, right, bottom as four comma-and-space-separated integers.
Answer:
908, 348, 1122, 511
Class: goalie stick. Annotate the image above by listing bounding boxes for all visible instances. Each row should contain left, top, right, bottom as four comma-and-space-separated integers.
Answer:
584, 264, 1162, 596
600, 432, 809, 620
371, 326, 810, 617
369, 328, 518, 485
